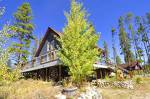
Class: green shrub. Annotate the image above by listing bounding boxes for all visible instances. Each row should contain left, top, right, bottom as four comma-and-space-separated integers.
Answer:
136, 77, 142, 84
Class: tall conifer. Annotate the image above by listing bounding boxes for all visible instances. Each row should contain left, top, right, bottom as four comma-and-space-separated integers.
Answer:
11, 3, 34, 65
118, 16, 134, 64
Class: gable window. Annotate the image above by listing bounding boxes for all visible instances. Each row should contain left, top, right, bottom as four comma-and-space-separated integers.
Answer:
50, 40, 55, 51
47, 40, 55, 52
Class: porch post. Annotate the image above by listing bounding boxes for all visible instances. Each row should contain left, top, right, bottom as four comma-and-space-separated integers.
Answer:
36, 70, 38, 80
96, 70, 98, 85
59, 65, 61, 81
100, 69, 102, 78
46, 68, 48, 81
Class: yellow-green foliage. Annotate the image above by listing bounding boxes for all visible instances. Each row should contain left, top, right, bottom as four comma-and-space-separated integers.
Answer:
0, 67, 21, 85
0, 25, 21, 85
0, 48, 21, 85
0, 79, 58, 99
116, 70, 124, 81
136, 77, 142, 84
58, 0, 99, 86
143, 65, 150, 73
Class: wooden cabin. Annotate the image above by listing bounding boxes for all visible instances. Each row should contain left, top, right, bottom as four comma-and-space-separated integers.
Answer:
118, 61, 142, 71
94, 63, 113, 79
22, 27, 112, 81
22, 27, 68, 81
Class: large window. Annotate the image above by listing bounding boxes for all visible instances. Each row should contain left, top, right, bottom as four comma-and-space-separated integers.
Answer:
47, 42, 50, 51
47, 40, 55, 51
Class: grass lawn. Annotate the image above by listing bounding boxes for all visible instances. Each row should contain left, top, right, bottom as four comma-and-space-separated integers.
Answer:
99, 77, 150, 99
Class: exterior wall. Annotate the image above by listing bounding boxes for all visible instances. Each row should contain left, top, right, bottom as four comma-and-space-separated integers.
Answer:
23, 29, 63, 81
96, 68, 111, 79
23, 65, 69, 81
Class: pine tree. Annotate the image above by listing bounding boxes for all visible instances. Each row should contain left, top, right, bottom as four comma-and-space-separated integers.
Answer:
118, 16, 134, 64
0, 7, 5, 17
125, 13, 137, 58
103, 41, 110, 64
144, 13, 150, 63
116, 55, 122, 64
111, 27, 117, 64
134, 16, 144, 63
111, 27, 122, 65
31, 37, 38, 59
11, 3, 34, 66
138, 23, 150, 63
58, 0, 99, 86
125, 13, 144, 63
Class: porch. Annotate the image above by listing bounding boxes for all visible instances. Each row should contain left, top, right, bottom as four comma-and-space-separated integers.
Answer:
22, 50, 68, 81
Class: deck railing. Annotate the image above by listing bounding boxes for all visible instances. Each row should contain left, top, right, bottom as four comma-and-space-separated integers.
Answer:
23, 50, 58, 70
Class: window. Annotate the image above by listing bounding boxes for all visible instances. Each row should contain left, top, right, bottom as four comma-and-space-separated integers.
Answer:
50, 40, 55, 50
47, 40, 55, 52
47, 42, 50, 51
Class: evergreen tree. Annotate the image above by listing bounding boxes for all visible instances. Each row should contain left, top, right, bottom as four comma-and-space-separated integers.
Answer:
58, 0, 99, 86
133, 16, 144, 63
118, 16, 134, 64
31, 37, 38, 59
143, 13, 150, 63
111, 27, 117, 64
111, 27, 122, 65
11, 3, 34, 66
116, 55, 122, 64
103, 41, 110, 64
125, 13, 137, 58
138, 23, 150, 63
125, 13, 144, 63
0, 7, 5, 17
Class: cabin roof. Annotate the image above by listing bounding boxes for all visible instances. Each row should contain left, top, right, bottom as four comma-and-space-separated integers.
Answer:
118, 61, 141, 69
35, 27, 63, 57
35, 27, 102, 57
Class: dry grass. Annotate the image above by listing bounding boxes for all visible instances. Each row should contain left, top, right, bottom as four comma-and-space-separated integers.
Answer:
1, 77, 150, 99
0, 79, 60, 99
99, 77, 150, 99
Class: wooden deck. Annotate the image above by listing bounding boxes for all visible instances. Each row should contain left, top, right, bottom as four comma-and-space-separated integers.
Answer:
22, 50, 60, 73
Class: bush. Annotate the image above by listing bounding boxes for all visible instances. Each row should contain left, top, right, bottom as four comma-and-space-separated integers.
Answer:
0, 67, 21, 86
143, 65, 150, 74
116, 70, 124, 81
136, 77, 142, 84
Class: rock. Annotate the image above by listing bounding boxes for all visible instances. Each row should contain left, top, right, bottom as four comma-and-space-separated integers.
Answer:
55, 87, 102, 99
92, 79, 134, 89
77, 87, 102, 99
109, 72, 116, 77
55, 93, 66, 99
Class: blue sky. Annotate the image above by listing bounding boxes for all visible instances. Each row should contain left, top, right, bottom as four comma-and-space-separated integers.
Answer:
0, 0, 150, 61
